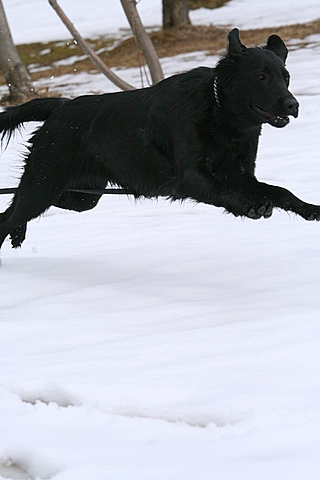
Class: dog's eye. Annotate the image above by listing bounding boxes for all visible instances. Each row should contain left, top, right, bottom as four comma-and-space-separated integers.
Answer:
257, 73, 266, 81
286, 74, 290, 85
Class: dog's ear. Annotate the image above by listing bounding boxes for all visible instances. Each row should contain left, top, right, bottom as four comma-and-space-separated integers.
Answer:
227, 28, 247, 56
265, 35, 288, 63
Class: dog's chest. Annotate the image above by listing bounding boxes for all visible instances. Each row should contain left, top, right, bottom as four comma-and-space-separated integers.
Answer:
202, 131, 257, 181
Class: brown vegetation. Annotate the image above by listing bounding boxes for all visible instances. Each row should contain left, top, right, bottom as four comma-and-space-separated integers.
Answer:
0, 19, 319, 95
188, 0, 230, 9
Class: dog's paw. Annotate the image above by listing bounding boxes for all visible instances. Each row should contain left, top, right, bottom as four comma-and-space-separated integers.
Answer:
10, 224, 27, 249
247, 203, 273, 220
306, 213, 320, 221
300, 205, 320, 221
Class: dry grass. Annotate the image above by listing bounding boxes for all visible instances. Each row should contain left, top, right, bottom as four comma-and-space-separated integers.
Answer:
1, 18, 320, 95
188, 0, 230, 9
115, 19, 320, 65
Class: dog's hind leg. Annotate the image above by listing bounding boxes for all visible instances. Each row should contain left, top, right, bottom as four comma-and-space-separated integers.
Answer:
1, 181, 111, 248
53, 179, 108, 212
0, 182, 68, 249
0, 204, 28, 248
0, 158, 68, 249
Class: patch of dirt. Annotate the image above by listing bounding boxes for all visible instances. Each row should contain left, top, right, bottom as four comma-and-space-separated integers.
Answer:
188, 0, 231, 9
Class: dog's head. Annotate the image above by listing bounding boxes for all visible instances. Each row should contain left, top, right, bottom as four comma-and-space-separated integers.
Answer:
215, 29, 299, 129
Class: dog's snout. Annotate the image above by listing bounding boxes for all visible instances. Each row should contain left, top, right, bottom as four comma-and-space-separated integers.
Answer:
284, 97, 299, 118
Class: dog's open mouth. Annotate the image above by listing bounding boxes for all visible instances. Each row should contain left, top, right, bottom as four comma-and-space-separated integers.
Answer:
251, 104, 290, 128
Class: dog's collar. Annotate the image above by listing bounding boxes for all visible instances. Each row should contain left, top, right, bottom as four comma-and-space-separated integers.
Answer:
213, 77, 220, 107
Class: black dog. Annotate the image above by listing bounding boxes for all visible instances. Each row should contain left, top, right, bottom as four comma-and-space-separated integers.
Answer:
0, 28, 319, 250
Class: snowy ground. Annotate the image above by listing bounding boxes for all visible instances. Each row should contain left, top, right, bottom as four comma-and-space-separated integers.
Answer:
1, 1, 320, 480
2, 0, 320, 44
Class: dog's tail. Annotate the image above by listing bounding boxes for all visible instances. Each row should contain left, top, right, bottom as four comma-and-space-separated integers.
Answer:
0, 97, 70, 143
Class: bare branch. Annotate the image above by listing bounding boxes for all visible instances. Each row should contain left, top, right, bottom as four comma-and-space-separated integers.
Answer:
48, 0, 135, 91
120, 0, 164, 84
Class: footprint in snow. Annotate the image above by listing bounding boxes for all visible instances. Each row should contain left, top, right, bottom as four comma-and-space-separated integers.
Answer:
0, 455, 59, 480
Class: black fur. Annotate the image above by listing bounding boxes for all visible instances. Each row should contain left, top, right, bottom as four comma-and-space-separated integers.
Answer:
1, 28, 319, 250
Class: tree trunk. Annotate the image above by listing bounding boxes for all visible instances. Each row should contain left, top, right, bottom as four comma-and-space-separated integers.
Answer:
163, 0, 191, 29
120, 0, 164, 84
0, 0, 34, 103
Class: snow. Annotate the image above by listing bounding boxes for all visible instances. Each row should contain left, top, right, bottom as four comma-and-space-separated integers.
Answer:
2, 0, 320, 45
1, 1, 320, 479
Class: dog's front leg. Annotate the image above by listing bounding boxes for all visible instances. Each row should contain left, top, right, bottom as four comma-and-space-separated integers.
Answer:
175, 168, 257, 217
244, 177, 320, 221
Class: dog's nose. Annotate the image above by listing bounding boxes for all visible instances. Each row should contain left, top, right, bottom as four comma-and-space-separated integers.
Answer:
284, 97, 299, 117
